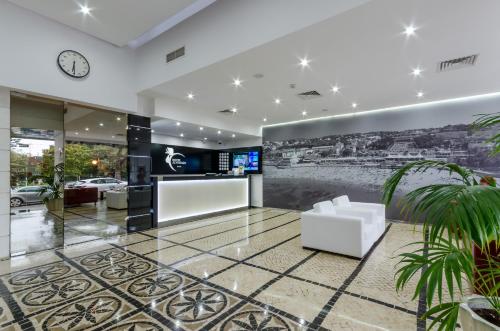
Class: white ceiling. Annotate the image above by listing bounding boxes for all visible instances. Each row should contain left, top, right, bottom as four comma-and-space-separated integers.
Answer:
8, 0, 208, 47
151, 118, 259, 145
149, 0, 500, 127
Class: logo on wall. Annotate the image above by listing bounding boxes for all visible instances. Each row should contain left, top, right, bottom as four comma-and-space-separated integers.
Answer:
165, 147, 186, 172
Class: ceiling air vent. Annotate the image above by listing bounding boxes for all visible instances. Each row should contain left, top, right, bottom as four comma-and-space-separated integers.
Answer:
297, 90, 322, 100
166, 46, 185, 63
438, 54, 478, 72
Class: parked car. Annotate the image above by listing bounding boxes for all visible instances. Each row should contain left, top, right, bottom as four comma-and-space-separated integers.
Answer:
71, 178, 128, 192
10, 186, 52, 207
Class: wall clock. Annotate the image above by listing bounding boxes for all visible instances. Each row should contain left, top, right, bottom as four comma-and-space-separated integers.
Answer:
57, 50, 90, 78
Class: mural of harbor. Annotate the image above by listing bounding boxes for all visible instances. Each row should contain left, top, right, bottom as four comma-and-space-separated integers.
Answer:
262, 101, 500, 220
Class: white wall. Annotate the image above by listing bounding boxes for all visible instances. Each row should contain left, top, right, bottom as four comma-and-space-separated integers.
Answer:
0, 87, 10, 259
152, 133, 221, 149
136, 0, 371, 92
0, 1, 136, 113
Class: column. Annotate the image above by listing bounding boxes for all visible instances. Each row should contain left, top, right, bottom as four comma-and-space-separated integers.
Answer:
0, 87, 10, 259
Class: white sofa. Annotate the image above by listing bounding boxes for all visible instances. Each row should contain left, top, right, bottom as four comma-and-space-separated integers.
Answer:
300, 198, 386, 258
106, 190, 128, 210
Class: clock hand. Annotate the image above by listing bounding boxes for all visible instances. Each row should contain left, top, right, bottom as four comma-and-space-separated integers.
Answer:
72, 61, 75, 74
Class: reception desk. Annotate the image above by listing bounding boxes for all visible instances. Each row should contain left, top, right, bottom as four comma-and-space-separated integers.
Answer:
153, 175, 249, 225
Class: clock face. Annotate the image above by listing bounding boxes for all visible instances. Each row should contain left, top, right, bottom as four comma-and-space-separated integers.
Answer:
57, 50, 90, 78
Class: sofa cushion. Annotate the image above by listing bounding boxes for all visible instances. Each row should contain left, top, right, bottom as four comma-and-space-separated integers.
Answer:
332, 195, 351, 207
313, 201, 336, 214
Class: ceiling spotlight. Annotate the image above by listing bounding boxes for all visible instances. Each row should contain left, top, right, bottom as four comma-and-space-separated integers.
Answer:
232, 78, 242, 87
180, 133, 184, 137
404, 25, 417, 37
151, 129, 155, 133
99, 123, 104, 127
417, 91, 424, 98
199, 127, 204, 131
231, 107, 238, 113
231, 134, 236, 138
274, 98, 281, 105
411, 67, 423, 77
187, 93, 194, 100
111, 135, 115, 138
203, 137, 208, 140
352, 103, 358, 108
85, 127, 89, 131
80, 5, 91, 15
217, 130, 221, 135
302, 110, 307, 116
116, 117, 121, 121
299, 57, 310, 68
263, 118, 267, 122
176, 122, 181, 126
331, 85, 340, 93
75, 132, 79, 135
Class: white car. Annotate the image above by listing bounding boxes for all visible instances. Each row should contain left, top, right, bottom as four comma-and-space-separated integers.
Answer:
72, 178, 128, 192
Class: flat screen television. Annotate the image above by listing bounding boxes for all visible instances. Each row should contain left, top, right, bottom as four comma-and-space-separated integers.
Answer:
232, 151, 259, 172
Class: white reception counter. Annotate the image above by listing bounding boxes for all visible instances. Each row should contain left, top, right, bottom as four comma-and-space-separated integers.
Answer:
155, 176, 249, 224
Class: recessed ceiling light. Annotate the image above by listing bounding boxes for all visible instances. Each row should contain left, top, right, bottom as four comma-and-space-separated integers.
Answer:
274, 98, 281, 105
203, 137, 208, 140
99, 123, 104, 127
217, 130, 221, 134
263, 118, 267, 122
231, 107, 238, 113
199, 127, 204, 131
299, 57, 310, 68
352, 103, 358, 108
331, 85, 340, 93
187, 93, 194, 100
411, 67, 423, 77
111, 135, 115, 138
417, 91, 424, 98
176, 122, 181, 126
79, 5, 91, 15
151, 129, 155, 133
232, 78, 242, 87
403, 25, 417, 37
116, 117, 121, 121
75, 132, 79, 135
180, 133, 184, 137
231, 134, 236, 138
302, 111, 307, 116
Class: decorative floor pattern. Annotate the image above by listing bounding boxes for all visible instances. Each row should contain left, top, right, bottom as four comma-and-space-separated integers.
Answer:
0, 208, 438, 330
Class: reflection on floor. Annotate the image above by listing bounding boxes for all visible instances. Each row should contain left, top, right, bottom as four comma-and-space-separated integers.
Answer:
10, 205, 63, 255
0, 208, 461, 330
64, 201, 127, 245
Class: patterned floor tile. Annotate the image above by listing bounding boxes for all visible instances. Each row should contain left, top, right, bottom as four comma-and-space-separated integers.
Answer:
27, 289, 136, 330
117, 268, 194, 305
88, 256, 158, 286
152, 283, 240, 330
210, 264, 277, 296
0, 251, 61, 277
171, 253, 236, 279
72, 247, 137, 271
214, 302, 308, 331
320, 295, 417, 331
10, 273, 103, 316
290, 251, 359, 289
98, 311, 165, 330
145, 245, 201, 266
0, 297, 15, 326
123, 239, 176, 255
246, 237, 313, 273
254, 276, 336, 322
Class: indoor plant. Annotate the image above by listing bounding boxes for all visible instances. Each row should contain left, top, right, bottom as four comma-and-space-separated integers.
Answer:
382, 113, 500, 330
39, 162, 64, 212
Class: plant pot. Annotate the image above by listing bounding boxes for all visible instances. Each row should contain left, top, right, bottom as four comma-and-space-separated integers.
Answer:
460, 296, 500, 331
46, 198, 63, 212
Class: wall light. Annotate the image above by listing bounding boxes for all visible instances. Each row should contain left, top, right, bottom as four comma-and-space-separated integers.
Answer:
80, 5, 91, 15
274, 98, 281, 105
403, 25, 417, 37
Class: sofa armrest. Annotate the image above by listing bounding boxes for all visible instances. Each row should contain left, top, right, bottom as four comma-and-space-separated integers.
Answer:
334, 207, 376, 224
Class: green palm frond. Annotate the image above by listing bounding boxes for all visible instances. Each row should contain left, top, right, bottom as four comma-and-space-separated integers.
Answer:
423, 302, 460, 331
472, 112, 500, 156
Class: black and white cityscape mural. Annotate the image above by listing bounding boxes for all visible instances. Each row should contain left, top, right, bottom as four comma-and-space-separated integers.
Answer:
263, 97, 500, 219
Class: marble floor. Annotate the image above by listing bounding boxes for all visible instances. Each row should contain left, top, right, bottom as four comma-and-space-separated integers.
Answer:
0, 208, 434, 330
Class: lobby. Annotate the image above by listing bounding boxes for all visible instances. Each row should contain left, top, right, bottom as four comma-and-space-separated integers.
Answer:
0, 1, 499, 330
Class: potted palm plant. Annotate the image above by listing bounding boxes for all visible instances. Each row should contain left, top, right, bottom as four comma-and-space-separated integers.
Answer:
382, 112, 500, 330
39, 162, 64, 212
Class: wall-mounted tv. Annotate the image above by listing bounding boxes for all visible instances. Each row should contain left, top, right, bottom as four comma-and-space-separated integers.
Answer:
232, 150, 260, 173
